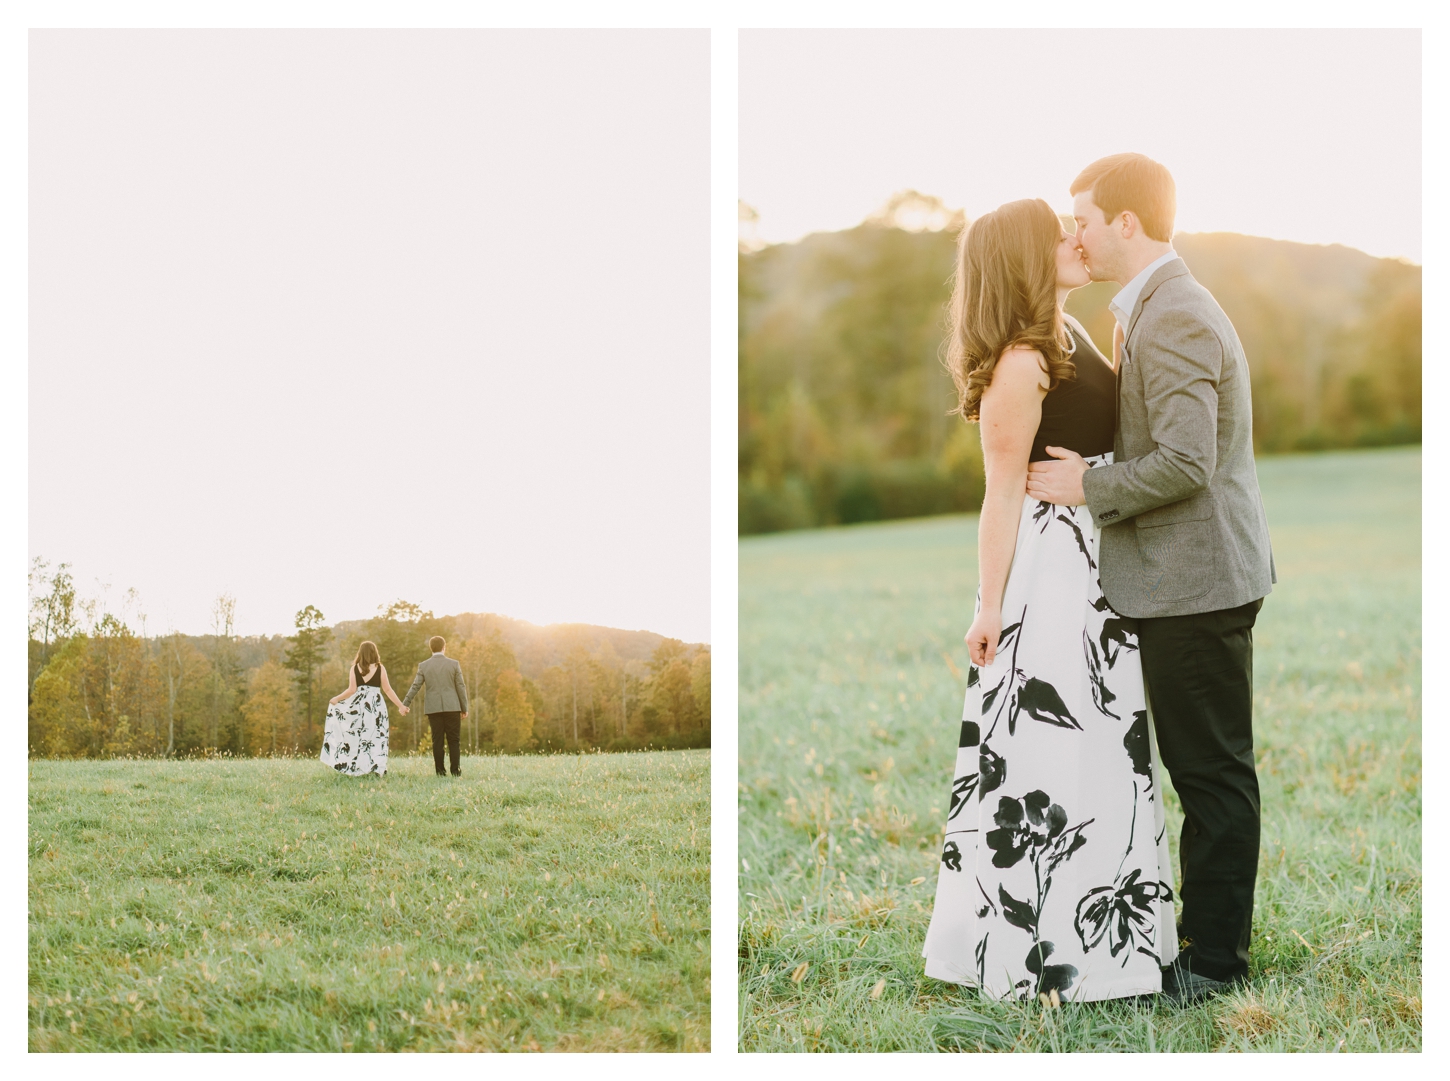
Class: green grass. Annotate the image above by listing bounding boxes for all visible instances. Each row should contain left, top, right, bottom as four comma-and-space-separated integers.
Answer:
738, 446, 1420, 1052
29, 750, 709, 1051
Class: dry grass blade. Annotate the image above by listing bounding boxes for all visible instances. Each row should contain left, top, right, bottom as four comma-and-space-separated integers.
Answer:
1222, 998, 1279, 1040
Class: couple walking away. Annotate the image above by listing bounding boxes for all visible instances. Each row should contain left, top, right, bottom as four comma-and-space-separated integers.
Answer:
922, 153, 1275, 1007
319, 636, 471, 778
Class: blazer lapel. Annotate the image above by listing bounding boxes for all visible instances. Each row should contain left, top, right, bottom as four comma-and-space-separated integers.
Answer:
1124, 257, 1190, 344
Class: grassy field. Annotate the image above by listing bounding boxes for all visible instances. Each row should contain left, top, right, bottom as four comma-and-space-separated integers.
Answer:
29, 749, 709, 1051
738, 446, 1420, 1052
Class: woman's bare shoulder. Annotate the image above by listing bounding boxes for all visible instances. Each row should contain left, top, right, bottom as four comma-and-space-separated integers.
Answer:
993, 345, 1051, 388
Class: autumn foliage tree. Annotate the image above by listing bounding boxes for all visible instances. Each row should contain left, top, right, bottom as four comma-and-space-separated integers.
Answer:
458, 630, 521, 750
282, 606, 331, 752
240, 660, 294, 756
493, 668, 536, 752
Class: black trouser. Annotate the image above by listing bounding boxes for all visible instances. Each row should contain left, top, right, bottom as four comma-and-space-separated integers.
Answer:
428, 711, 461, 776
1137, 597, 1263, 983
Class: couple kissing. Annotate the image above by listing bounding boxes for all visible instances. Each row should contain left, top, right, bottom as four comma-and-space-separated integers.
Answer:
922, 153, 1275, 1007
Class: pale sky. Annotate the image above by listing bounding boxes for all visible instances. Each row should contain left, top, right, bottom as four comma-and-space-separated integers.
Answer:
30, 29, 710, 643
741, 29, 1421, 262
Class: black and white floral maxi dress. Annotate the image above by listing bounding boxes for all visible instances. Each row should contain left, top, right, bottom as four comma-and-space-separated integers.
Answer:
922, 326, 1178, 1002
320, 664, 390, 776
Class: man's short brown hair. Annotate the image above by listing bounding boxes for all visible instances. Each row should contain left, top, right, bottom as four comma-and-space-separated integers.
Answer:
429, 636, 445, 653
1070, 153, 1176, 242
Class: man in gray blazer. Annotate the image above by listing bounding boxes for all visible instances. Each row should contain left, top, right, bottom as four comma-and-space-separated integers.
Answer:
403, 636, 470, 777
1027, 154, 1275, 1004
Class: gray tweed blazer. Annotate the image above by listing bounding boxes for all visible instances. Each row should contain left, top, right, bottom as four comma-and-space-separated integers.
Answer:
402, 653, 469, 715
1080, 257, 1276, 618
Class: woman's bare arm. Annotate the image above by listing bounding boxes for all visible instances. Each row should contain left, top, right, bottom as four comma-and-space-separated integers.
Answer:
379, 666, 408, 712
965, 347, 1049, 666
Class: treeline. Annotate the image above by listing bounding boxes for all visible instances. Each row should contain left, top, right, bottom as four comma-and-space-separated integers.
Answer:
27, 560, 710, 759
738, 192, 1421, 534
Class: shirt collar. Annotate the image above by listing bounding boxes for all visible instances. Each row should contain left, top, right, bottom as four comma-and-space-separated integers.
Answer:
1108, 249, 1179, 332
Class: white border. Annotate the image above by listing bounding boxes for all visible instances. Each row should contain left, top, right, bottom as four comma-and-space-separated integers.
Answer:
708, 23, 740, 1060
6, 0, 1445, 1072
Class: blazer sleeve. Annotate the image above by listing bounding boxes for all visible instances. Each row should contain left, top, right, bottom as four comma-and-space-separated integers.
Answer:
402, 664, 425, 708
1082, 306, 1223, 524
453, 661, 469, 714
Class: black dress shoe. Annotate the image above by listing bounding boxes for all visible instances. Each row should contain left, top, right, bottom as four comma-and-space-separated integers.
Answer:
1160, 963, 1231, 1006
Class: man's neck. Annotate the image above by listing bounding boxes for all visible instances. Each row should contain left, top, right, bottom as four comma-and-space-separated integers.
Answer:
1117, 242, 1174, 285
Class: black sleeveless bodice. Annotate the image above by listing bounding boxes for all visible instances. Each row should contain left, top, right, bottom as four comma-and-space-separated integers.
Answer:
1029, 325, 1116, 463
355, 664, 382, 689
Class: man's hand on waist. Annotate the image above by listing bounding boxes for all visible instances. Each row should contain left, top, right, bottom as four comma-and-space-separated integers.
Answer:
1025, 447, 1088, 506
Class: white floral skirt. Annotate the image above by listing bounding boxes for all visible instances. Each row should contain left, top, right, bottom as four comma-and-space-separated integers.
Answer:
320, 686, 389, 777
922, 454, 1178, 1002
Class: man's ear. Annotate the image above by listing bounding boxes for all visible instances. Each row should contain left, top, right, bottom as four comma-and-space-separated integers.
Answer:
1119, 211, 1138, 240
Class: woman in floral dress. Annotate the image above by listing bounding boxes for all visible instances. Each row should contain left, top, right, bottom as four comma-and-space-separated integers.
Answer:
320, 641, 408, 777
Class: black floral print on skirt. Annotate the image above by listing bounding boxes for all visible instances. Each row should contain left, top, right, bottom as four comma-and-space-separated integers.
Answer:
922, 454, 1177, 1002
320, 685, 390, 777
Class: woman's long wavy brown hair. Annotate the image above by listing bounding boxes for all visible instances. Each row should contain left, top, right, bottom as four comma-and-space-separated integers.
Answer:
944, 198, 1075, 421
353, 641, 381, 673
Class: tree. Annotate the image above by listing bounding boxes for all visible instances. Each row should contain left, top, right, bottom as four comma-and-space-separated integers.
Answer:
494, 669, 535, 752
283, 606, 331, 752
564, 644, 594, 745
94, 612, 141, 756
537, 665, 571, 745
457, 637, 487, 752
28, 607, 155, 758
208, 593, 242, 752
28, 636, 87, 757
618, 662, 644, 740
241, 660, 294, 756
647, 637, 689, 675
458, 630, 520, 751
690, 648, 711, 732
160, 631, 202, 757
650, 656, 697, 736
28, 558, 79, 692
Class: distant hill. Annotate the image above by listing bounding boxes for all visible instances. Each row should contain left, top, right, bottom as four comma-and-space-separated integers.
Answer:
1067, 232, 1386, 355
740, 216, 1420, 534
1182, 233, 1387, 320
